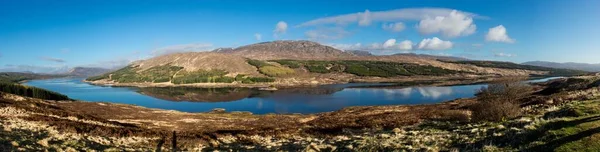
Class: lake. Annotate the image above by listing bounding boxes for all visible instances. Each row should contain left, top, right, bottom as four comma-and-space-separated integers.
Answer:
24, 77, 559, 114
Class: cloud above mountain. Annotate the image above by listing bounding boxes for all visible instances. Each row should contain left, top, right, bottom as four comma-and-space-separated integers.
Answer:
416, 10, 476, 38
274, 21, 288, 38
298, 8, 485, 27
417, 37, 453, 50
486, 25, 515, 43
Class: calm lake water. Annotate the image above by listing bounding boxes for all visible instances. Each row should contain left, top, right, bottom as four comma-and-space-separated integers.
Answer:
24, 77, 560, 114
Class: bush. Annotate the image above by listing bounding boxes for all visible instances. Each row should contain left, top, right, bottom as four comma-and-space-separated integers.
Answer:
271, 60, 301, 68
471, 81, 533, 122
471, 101, 521, 122
258, 66, 295, 77
247, 59, 271, 68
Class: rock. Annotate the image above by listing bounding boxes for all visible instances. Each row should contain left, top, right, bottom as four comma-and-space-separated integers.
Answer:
524, 124, 537, 130
210, 108, 226, 113
518, 117, 533, 123
345, 144, 354, 150
392, 128, 403, 134
510, 127, 521, 132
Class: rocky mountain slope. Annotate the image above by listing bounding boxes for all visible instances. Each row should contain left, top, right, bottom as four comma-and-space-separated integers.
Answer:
217, 40, 356, 60
523, 61, 600, 72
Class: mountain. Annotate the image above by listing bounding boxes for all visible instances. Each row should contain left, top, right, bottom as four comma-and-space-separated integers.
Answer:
522, 61, 600, 72
217, 40, 356, 60
345, 50, 373, 56
68, 67, 112, 77
0, 72, 64, 83
87, 40, 584, 86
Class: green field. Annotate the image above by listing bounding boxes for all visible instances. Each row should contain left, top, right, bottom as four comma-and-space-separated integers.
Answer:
271, 60, 459, 77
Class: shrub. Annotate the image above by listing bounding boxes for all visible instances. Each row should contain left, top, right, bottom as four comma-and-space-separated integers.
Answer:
305, 65, 330, 73
272, 60, 301, 68
471, 101, 521, 122
247, 59, 271, 68
258, 66, 295, 77
471, 81, 533, 122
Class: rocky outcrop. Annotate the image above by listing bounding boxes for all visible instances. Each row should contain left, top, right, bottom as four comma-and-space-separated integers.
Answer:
220, 40, 356, 60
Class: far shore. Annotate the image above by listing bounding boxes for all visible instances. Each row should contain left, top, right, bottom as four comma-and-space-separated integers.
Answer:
82, 75, 536, 89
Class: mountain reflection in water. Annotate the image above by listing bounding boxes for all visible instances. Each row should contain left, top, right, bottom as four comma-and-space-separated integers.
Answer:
24, 78, 559, 114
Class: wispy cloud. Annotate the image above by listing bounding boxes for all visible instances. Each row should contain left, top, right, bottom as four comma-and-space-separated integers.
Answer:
273, 21, 288, 38
150, 43, 214, 56
305, 26, 351, 41
254, 33, 262, 41
298, 8, 486, 27
39, 56, 66, 63
494, 52, 516, 57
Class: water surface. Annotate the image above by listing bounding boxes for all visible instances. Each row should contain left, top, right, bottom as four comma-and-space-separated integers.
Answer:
24, 78, 557, 114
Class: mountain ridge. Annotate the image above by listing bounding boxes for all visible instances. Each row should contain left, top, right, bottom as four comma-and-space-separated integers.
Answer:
523, 61, 600, 72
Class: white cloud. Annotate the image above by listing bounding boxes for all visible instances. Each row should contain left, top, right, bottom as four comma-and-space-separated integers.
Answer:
328, 39, 412, 52
382, 22, 406, 32
485, 25, 515, 43
254, 33, 262, 41
383, 39, 397, 48
150, 43, 214, 56
298, 8, 485, 27
358, 10, 372, 26
305, 27, 351, 40
417, 10, 476, 38
417, 37, 453, 50
398, 40, 414, 50
494, 52, 516, 57
274, 21, 288, 38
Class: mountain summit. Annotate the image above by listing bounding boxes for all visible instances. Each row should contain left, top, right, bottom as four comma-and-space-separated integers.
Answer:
217, 40, 355, 60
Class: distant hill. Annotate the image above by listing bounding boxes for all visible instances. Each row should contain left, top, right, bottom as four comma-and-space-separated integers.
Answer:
345, 50, 373, 56
0, 72, 64, 83
522, 61, 600, 72
217, 40, 356, 60
68, 67, 112, 77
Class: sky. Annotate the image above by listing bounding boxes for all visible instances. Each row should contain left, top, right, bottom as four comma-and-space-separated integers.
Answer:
0, 0, 599, 73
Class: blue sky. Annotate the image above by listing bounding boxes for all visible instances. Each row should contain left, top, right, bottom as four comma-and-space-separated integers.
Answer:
0, 0, 599, 73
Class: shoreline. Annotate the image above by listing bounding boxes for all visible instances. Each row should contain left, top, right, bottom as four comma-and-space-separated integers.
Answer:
82, 75, 534, 89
